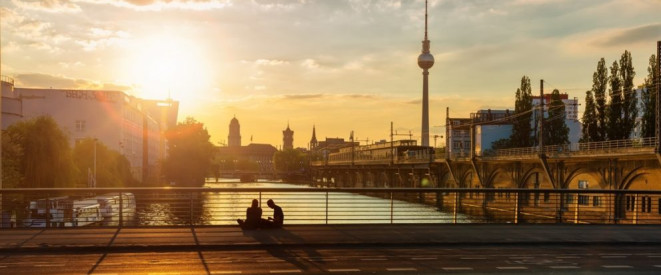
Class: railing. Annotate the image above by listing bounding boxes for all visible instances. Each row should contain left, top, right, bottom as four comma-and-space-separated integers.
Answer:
3, 188, 661, 228
0, 75, 14, 85
488, 137, 658, 158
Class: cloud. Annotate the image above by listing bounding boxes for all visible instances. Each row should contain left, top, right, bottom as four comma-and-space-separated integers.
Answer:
13, 73, 133, 92
77, 0, 231, 10
75, 27, 129, 51
11, 0, 81, 13
597, 24, 661, 47
281, 93, 324, 100
254, 59, 290, 66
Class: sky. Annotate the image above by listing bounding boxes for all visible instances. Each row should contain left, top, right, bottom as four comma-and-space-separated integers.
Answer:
1, 0, 660, 149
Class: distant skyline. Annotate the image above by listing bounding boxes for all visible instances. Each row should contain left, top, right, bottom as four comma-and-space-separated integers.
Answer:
1, 0, 660, 148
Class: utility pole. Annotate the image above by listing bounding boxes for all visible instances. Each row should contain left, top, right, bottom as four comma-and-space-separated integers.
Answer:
656, 41, 661, 155
390, 122, 394, 165
539, 79, 544, 151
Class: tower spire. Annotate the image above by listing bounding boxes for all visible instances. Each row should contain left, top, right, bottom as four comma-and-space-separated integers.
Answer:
417, 0, 434, 147
424, 0, 428, 41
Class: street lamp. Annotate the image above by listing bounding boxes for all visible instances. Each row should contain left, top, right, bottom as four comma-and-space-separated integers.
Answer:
94, 138, 97, 188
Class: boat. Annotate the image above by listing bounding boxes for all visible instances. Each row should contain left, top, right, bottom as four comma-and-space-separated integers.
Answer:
23, 193, 136, 227
95, 193, 136, 226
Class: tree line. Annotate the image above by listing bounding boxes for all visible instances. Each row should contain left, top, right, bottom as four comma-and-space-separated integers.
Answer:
2, 116, 136, 188
492, 76, 570, 149
581, 51, 658, 142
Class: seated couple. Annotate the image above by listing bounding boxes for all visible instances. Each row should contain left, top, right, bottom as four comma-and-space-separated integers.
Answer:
236, 199, 284, 230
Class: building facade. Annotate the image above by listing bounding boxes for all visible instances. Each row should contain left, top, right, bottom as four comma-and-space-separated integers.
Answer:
283, 124, 294, 150
1, 76, 179, 184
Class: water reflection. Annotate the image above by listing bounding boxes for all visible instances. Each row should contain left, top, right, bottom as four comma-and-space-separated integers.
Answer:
136, 180, 471, 225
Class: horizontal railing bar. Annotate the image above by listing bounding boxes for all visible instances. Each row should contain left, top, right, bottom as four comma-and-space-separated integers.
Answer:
3, 187, 661, 194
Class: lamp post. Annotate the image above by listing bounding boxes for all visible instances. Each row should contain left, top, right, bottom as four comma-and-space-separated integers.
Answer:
94, 138, 97, 188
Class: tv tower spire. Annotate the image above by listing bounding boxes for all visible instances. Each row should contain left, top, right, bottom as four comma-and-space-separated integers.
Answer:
418, 0, 434, 147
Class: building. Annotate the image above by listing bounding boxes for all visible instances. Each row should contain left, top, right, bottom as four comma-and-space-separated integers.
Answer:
531, 93, 581, 144
228, 116, 241, 148
1, 76, 179, 184
309, 125, 318, 150
283, 124, 294, 150
215, 117, 277, 176
446, 91, 582, 157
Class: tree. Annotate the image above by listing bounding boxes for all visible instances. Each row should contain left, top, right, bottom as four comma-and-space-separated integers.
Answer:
642, 54, 658, 138
592, 58, 609, 141
273, 149, 306, 175
2, 116, 77, 188
162, 117, 214, 187
544, 89, 569, 145
619, 50, 637, 139
72, 138, 136, 188
581, 90, 598, 142
510, 76, 533, 147
606, 61, 623, 140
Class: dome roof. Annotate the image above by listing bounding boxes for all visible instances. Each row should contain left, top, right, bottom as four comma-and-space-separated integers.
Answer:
418, 53, 434, 69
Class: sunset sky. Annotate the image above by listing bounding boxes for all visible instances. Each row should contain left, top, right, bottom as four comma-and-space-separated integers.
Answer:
1, 0, 660, 148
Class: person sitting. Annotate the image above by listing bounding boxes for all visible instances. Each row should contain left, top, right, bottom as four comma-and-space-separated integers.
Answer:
237, 199, 262, 230
260, 199, 284, 228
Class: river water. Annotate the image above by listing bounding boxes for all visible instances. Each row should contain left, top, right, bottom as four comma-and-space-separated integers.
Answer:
135, 180, 471, 225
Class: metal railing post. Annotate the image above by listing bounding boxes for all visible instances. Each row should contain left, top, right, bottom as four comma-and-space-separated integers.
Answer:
119, 192, 124, 228
325, 192, 329, 225
46, 193, 51, 228
574, 192, 579, 224
189, 191, 194, 226
390, 192, 394, 224
514, 192, 519, 224
453, 192, 458, 224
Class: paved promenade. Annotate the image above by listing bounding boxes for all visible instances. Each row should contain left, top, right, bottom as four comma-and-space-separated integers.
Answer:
2, 224, 661, 253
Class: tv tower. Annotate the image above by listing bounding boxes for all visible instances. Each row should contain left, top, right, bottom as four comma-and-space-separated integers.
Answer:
417, 0, 434, 147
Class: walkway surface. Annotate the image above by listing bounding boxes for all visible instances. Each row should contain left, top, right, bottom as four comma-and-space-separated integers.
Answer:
2, 224, 661, 253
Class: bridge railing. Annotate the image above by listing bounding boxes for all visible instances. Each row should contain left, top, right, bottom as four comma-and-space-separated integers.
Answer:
2, 187, 661, 228
487, 137, 658, 158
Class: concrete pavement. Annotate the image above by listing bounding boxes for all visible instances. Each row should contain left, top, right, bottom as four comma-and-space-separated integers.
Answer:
2, 224, 661, 253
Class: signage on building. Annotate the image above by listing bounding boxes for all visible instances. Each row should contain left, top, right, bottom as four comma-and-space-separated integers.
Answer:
65, 90, 119, 102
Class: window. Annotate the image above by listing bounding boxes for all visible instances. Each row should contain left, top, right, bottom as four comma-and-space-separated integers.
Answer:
578, 195, 589, 206
626, 196, 635, 212
593, 196, 601, 207
566, 194, 574, 204
578, 180, 588, 189
544, 192, 550, 203
641, 196, 652, 213
75, 120, 86, 132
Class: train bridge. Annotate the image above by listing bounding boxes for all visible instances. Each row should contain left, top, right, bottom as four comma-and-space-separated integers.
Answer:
310, 137, 661, 193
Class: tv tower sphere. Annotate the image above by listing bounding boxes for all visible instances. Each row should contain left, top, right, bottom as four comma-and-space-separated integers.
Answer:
418, 52, 434, 69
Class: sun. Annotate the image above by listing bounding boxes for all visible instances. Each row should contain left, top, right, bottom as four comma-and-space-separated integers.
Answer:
126, 34, 211, 100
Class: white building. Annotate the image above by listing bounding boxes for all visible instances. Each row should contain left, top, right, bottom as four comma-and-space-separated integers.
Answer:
1, 76, 179, 184
532, 93, 581, 144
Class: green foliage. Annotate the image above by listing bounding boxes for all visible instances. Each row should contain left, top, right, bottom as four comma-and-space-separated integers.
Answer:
606, 60, 624, 140
642, 54, 658, 138
544, 89, 569, 145
619, 50, 637, 139
273, 149, 306, 174
510, 76, 533, 147
490, 138, 511, 150
581, 90, 598, 142
162, 117, 214, 187
592, 58, 609, 141
72, 138, 136, 187
2, 131, 24, 188
2, 116, 77, 188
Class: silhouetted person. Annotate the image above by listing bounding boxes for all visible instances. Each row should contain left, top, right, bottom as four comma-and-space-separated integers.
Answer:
261, 199, 284, 228
237, 199, 262, 230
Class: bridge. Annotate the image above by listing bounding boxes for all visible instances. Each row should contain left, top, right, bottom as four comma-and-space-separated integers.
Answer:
310, 137, 661, 196
4, 187, 661, 274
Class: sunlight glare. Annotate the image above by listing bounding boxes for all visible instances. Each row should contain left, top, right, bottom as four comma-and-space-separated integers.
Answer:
128, 34, 211, 101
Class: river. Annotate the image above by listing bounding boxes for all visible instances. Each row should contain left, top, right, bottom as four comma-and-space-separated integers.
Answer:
135, 180, 471, 225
